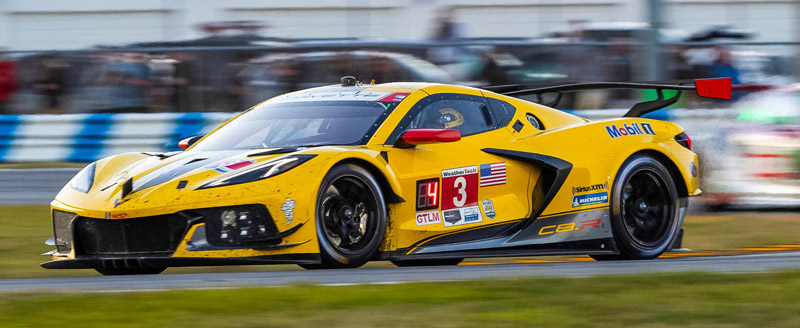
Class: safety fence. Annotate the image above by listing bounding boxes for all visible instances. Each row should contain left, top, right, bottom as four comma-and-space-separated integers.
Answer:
0, 109, 734, 163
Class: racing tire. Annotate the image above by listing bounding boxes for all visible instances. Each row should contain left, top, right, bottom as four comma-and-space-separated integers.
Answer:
305, 163, 387, 269
390, 258, 464, 267
95, 267, 166, 276
592, 154, 681, 261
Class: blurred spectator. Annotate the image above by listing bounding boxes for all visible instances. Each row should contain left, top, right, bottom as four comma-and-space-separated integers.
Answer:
710, 47, 742, 100
0, 52, 17, 114
33, 55, 66, 113
169, 51, 196, 112
427, 6, 468, 77
671, 45, 700, 80
102, 53, 151, 113
710, 46, 741, 84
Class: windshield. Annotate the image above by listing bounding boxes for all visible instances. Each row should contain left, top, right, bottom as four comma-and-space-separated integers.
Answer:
192, 101, 388, 151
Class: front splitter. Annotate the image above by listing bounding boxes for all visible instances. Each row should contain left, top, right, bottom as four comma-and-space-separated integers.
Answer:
41, 253, 320, 270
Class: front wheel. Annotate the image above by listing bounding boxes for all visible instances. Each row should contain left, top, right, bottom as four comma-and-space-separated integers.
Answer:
306, 164, 387, 269
592, 155, 681, 261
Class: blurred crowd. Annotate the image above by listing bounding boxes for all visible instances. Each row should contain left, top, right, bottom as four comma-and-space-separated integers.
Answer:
0, 17, 796, 114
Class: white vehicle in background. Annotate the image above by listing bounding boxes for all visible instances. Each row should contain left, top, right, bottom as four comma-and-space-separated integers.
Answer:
700, 84, 800, 209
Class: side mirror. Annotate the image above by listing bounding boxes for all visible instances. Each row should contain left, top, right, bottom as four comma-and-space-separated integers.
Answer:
394, 129, 461, 148
178, 136, 203, 150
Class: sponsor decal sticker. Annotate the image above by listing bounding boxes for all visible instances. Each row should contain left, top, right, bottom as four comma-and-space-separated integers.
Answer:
281, 198, 296, 225
442, 206, 484, 227
441, 165, 484, 227
441, 166, 479, 211
538, 219, 601, 236
463, 207, 481, 223
571, 192, 609, 207
377, 92, 410, 103
481, 199, 496, 219
443, 209, 462, 225
690, 161, 698, 177
415, 210, 442, 226
206, 158, 257, 173
105, 212, 129, 219
572, 181, 608, 195
479, 162, 507, 187
605, 122, 655, 138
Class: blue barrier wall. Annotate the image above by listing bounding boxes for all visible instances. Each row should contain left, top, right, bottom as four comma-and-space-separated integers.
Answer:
0, 113, 235, 162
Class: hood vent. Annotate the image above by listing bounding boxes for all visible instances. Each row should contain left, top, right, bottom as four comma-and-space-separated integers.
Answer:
184, 158, 208, 165
121, 178, 133, 198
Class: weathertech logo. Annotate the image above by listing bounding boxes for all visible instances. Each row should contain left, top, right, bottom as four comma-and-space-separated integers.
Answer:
606, 122, 655, 138
573, 182, 608, 195
442, 166, 479, 178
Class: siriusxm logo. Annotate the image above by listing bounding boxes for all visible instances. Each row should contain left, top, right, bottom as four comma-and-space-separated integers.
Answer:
606, 122, 655, 138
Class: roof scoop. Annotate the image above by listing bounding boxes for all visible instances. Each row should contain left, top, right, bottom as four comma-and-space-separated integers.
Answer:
341, 76, 357, 86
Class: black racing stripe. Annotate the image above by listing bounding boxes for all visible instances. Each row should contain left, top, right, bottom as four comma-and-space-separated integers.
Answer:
404, 219, 525, 253
133, 151, 241, 192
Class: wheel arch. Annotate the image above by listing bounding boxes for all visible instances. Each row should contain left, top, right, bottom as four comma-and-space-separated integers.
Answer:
332, 158, 405, 204
627, 149, 689, 198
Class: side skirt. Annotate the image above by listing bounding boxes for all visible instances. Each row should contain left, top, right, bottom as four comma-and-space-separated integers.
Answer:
41, 253, 320, 270
385, 237, 618, 261
383, 207, 618, 260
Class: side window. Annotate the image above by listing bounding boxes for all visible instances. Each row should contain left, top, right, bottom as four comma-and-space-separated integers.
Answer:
486, 98, 517, 127
408, 97, 493, 136
387, 94, 495, 144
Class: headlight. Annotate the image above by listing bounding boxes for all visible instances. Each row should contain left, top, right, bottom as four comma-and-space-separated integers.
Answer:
69, 162, 97, 193
198, 155, 316, 189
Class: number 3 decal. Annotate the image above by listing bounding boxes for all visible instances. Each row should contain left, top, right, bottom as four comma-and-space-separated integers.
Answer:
453, 177, 467, 207
441, 166, 478, 211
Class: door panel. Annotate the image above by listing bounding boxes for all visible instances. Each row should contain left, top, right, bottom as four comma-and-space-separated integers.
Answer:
386, 129, 538, 250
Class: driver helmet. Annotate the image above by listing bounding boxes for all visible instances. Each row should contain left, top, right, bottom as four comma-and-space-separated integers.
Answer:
425, 107, 464, 129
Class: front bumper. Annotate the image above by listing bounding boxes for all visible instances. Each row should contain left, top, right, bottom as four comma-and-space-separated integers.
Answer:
44, 202, 318, 269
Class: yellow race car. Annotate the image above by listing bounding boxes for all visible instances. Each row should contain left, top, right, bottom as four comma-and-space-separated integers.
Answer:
42, 77, 730, 275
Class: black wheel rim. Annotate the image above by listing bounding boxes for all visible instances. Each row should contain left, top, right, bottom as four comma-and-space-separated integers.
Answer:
319, 175, 378, 255
620, 169, 673, 247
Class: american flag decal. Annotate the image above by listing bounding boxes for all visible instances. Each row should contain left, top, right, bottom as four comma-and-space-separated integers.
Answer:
480, 162, 506, 187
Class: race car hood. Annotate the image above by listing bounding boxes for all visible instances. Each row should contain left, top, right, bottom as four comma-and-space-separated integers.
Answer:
53, 147, 319, 215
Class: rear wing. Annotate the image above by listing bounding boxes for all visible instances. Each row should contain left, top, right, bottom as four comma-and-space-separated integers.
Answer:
500, 78, 732, 117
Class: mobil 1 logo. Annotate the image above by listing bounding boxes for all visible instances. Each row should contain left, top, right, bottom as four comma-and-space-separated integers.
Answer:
606, 122, 655, 139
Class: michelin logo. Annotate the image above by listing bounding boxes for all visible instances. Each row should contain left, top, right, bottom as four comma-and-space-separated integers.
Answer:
572, 192, 609, 208
606, 122, 655, 138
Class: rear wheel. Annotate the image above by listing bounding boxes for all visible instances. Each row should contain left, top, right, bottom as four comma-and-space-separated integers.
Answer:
390, 258, 463, 267
592, 155, 681, 261
95, 267, 166, 276
302, 164, 387, 269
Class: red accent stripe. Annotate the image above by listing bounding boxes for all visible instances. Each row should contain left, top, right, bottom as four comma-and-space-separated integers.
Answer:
743, 153, 792, 158
752, 173, 796, 178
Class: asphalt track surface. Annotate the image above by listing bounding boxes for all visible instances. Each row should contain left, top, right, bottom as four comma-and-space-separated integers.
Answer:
2, 251, 800, 293
0, 168, 78, 204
